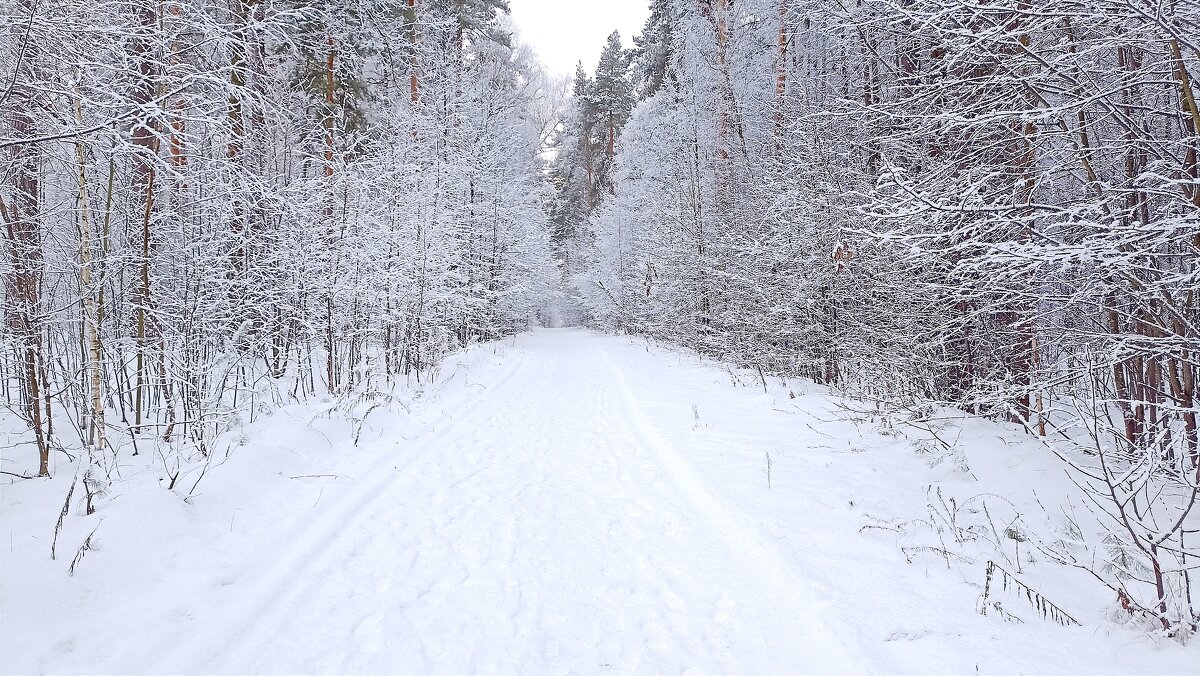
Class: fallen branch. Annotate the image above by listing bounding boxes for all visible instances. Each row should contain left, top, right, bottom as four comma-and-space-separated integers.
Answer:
980, 560, 1080, 627
901, 545, 972, 567
68, 524, 99, 576
51, 475, 78, 561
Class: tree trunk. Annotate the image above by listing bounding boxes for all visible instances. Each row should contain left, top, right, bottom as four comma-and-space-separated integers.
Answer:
73, 93, 106, 451
227, 0, 257, 288
710, 0, 733, 211
407, 0, 420, 104
2, 6, 50, 476
773, 0, 788, 151
129, 0, 158, 432
323, 38, 338, 392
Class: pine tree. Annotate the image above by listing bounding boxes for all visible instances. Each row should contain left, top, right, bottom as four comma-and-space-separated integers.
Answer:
549, 61, 598, 247
549, 33, 633, 237
451, 0, 511, 45
591, 31, 634, 196
632, 0, 678, 100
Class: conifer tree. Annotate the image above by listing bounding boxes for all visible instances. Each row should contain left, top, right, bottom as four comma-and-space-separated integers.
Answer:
591, 31, 634, 197
632, 0, 678, 100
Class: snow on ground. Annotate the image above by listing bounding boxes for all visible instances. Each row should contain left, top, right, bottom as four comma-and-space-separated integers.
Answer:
3, 328, 1197, 674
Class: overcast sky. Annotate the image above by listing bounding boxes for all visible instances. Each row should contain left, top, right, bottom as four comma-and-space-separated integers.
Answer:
508, 0, 650, 79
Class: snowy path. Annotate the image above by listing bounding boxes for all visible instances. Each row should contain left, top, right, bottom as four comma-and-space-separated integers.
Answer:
10, 329, 1194, 675
154, 329, 860, 674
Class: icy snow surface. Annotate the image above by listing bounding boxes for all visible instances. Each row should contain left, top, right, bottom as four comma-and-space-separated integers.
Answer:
4, 329, 1197, 674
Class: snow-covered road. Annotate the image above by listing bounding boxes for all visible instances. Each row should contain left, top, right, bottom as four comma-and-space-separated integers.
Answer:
8, 329, 1194, 675
156, 329, 860, 674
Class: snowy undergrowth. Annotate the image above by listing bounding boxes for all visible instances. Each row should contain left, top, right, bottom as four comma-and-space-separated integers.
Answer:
840, 397, 1198, 642
599, 333, 1196, 672
1, 340, 519, 674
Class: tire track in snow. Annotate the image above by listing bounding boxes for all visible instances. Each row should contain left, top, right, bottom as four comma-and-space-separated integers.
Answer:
149, 348, 531, 672
593, 342, 868, 673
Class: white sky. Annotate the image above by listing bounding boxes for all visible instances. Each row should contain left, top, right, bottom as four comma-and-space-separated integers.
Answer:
508, 0, 650, 79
